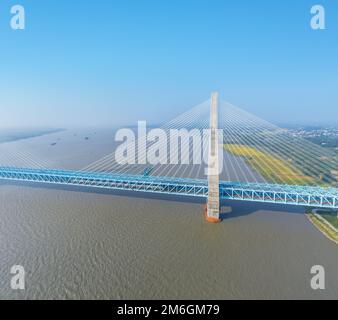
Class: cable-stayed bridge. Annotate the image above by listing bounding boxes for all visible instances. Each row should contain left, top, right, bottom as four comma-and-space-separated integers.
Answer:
0, 93, 337, 222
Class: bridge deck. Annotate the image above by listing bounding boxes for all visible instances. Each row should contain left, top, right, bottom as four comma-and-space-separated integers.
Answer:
0, 167, 337, 209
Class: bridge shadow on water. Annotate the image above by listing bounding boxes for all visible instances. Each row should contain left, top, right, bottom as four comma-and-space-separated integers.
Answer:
0, 180, 305, 219
219, 200, 305, 220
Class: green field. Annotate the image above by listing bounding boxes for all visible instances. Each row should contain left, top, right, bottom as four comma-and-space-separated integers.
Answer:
316, 209, 338, 229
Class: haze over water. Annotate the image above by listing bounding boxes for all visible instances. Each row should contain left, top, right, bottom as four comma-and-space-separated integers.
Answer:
0, 130, 337, 299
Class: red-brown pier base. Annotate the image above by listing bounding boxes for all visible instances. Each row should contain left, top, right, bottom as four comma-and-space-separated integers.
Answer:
204, 204, 222, 223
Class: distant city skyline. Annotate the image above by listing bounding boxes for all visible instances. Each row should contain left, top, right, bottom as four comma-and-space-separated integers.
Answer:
0, 0, 337, 127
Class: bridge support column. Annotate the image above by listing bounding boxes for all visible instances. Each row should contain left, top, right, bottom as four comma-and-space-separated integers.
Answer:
205, 92, 221, 223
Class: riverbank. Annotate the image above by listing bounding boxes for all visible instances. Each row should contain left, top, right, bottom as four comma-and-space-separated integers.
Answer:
306, 209, 338, 245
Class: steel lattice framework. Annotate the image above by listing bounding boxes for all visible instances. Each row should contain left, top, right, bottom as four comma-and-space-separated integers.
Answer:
0, 167, 337, 209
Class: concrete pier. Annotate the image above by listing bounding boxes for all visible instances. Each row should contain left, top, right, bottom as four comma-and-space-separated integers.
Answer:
206, 92, 221, 223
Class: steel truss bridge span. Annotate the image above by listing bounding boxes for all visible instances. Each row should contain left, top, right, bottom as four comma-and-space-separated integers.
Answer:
0, 167, 337, 209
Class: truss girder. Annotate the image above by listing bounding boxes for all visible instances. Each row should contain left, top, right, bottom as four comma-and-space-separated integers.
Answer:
0, 167, 336, 209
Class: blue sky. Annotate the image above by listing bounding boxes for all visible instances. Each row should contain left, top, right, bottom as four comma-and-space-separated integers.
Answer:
0, 0, 337, 127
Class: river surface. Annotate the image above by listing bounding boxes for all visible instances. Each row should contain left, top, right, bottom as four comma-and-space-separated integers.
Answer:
0, 129, 337, 299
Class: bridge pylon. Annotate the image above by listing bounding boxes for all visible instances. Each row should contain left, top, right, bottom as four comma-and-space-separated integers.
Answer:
205, 92, 222, 223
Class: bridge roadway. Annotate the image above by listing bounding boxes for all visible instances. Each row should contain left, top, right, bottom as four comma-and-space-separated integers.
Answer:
0, 167, 337, 209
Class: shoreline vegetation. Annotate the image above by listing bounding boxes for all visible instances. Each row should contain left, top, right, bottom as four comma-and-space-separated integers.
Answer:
306, 208, 338, 245
0, 128, 64, 144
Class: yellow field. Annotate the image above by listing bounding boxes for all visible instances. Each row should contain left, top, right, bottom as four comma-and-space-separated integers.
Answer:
224, 144, 315, 185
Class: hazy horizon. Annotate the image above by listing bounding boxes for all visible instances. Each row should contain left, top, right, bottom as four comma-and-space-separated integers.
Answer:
1, 117, 338, 132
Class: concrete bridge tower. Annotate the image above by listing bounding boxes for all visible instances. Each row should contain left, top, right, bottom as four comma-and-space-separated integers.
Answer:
205, 92, 221, 223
